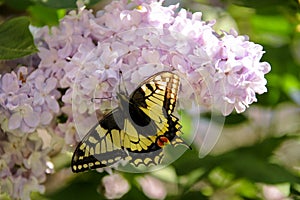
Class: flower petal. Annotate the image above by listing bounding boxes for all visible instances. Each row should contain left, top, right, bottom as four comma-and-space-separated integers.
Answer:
40, 111, 53, 125
23, 110, 40, 128
2, 73, 19, 93
8, 112, 22, 130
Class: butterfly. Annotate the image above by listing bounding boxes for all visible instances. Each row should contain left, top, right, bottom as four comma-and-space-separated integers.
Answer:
71, 71, 188, 173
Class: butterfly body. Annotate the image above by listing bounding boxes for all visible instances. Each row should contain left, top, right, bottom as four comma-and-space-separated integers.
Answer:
71, 71, 187, 173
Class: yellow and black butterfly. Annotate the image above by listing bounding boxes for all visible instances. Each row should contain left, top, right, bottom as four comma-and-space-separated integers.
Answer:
71, 71, 187, 173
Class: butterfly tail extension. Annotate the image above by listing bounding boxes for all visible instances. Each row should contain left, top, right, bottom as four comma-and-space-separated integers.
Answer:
169, 114, 192, 149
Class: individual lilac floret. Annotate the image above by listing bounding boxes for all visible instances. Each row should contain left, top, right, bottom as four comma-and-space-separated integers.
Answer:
8, 104, 40, 132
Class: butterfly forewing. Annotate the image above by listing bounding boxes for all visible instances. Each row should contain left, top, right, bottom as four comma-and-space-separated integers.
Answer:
130, 71, 180, 116
71, 71, 186, 173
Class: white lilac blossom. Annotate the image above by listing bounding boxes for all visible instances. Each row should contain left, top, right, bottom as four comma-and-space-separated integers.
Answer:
137, 175, 167, 199
262, 185, 288, 200
102, 173, 130, 199
0, 0, 270, 199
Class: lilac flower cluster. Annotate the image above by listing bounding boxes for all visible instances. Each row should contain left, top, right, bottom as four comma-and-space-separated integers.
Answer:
36, 0, 269, 119
0, 0, 270, 198
0, 130, 52, 200
0, 66, 58, 199
0, 67, 59, 134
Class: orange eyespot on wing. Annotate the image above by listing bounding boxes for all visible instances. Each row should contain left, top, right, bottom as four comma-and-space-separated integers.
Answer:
156, 136, 170, 148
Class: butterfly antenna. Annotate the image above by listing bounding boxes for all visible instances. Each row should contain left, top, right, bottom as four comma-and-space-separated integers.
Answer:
91, 97, 112, 103
118, 70, 129, 96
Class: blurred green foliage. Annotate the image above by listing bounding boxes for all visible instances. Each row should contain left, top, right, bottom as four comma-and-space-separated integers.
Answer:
0, 17, 37, 59
0, 0, 300, 199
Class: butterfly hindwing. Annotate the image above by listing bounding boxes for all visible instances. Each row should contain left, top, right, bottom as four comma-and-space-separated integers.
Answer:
71, 109, 127, 173
127, 113, 186, 167
71, 71, 186, 173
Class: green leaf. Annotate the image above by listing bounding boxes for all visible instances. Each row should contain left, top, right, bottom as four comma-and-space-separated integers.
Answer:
121, 184, 149, 200
231, 0, 294, 10
220, 152, 298, 184
44, 171, 150, 200
290, 183, 300, 199
4, 0, 33, 10
209, 137, 300, 184
233, 179, 259, 199
28, 4, 62, 26
0, 17, 38, 60
249, 15, 292, 46
179, 191, 208, 200
44, 171, 106, 200
174, 136, 300, 184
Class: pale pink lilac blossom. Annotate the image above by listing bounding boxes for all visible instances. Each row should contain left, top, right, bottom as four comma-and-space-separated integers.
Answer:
35, 0, 270, 117
137, 175, 167, 199
102, 173, 130, 199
